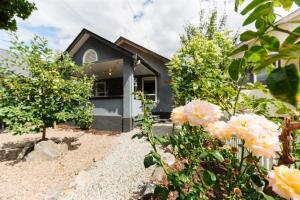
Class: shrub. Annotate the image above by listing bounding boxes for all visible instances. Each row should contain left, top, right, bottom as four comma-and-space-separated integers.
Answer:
0, 35, 94, 139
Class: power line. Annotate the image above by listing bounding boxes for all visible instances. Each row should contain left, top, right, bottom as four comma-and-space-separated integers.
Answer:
60, 0, 98, 31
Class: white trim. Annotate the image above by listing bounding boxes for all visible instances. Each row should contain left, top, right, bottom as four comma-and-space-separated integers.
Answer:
142, 76, 157, 102
82, 49, 98, 64
95, 81, 106, 97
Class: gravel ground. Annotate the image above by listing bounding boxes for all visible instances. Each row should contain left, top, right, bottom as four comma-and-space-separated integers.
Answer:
62, 129, 154, 200
0, 128, 115, 200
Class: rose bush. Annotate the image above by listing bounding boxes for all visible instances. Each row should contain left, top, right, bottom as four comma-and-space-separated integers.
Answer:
136, 2, 300, 199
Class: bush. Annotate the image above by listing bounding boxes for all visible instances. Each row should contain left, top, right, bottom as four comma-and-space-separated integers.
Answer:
0, 35, 94, 139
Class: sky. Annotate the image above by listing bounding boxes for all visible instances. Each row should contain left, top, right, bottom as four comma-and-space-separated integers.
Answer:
0, 0, 296, 58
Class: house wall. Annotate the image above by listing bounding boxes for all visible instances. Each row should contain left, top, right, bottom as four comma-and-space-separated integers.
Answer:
72, 36, 135, 132
119, 43, 173, 119
90, 98, 123, 116
73, 37, 131, 65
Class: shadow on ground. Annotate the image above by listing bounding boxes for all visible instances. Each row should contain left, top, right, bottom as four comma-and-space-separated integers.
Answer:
57, 124, 121, 136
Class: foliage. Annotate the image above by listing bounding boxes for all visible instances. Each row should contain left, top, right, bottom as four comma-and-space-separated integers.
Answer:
180, 9, 227, 43
168, 33, 237, 116
232, 0, 300, 107
0, 0, 36, 31
136, 2, 300, 199
137, 93, 282, 199
293, 129, 300, 160
0, 35, 94, 138
73, 103, 94, 130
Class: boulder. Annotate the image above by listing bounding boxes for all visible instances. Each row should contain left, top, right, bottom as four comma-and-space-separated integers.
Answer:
161, 152, 176, 166
26, 140, 68, 161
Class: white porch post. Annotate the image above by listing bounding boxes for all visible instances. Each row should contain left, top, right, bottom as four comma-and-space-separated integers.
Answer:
122, 59, 134, 131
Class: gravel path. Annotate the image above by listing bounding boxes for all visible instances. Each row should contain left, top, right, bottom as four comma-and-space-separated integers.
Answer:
62, 129, 153, 200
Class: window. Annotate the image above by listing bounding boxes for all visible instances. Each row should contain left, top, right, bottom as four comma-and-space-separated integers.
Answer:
83, 49, 98, 64
142, 77, 157, 101
95, 82, 106, 97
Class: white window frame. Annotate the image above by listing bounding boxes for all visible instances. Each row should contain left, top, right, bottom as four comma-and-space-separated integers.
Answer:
82, 49, 98, 64
95, 81, 106, 97
142, 76, 157, 102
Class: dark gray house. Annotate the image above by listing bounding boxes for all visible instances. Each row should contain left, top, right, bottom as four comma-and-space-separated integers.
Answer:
66, 29, 173, 132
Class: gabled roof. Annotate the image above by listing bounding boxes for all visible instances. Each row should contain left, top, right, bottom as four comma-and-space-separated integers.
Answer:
65, 28, 160, 76
66, 28, 134, 58
115, 36, 170, 63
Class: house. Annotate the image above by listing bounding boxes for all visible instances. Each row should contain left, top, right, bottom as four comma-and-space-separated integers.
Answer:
66, 29, 173, 132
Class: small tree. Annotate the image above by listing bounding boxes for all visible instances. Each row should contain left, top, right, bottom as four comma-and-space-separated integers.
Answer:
0, 35, 94, 139
168, 9, 237, 115
0, 0, 36, 31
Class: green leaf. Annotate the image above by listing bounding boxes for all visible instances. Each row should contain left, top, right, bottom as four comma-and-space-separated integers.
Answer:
202, 170, 216, 186
199, 151, 209, 159
241, 0, 269, 15
259, 44, 300, 68
178, 174, 190, 183
266, 64, 300, 106
211, 151, 224, 162
240, 31, 258, 41
235, 0, 245, 11
245, 46, 268, 62
243, 3, 273, 26
280, 0, 293, 10
144, 152, 160, 168
228, 59, 244, 81
251, 174, 265, 187
230, 44, 248, 56
283, 26, 300, 45
260, 35, 280, 51
154, 185, 169, 199
294, 0, 300, 6
258, 191, 275, 200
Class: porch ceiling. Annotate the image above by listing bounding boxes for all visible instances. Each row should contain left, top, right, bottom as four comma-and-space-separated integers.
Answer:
85, 59, 123, 79
85, 59, 155, 80
134, 63, 155, 76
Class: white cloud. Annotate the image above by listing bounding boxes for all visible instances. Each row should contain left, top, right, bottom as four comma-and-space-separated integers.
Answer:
0, 0, 297, 58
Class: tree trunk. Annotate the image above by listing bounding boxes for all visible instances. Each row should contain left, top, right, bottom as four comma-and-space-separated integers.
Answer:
42, 126, 46, 140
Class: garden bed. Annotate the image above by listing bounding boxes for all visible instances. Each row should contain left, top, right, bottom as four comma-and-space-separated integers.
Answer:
0, 127, 116, 200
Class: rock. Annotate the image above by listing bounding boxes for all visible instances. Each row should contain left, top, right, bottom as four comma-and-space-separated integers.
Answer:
17, 143, 34, 161
26, 140, 68, 161
151, 167, 165, 182
161, 152, 176, 166
139, 183, 156, 199
74, 170, 93, 190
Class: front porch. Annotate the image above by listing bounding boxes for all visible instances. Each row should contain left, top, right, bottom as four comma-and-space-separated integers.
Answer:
85, 58, 158, 131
